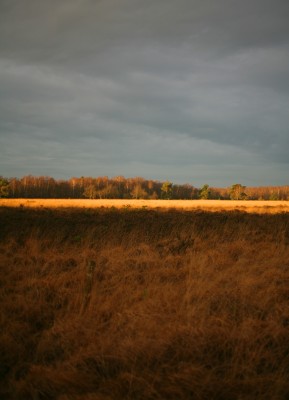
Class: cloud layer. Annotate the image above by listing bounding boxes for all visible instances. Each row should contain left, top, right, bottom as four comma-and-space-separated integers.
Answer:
1, 0, 288, 186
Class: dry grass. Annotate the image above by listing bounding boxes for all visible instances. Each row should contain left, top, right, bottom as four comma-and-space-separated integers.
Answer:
1, 198, 289, 213
0, 207, 289, 399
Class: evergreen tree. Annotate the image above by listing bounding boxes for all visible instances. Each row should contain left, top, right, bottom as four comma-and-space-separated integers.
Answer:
199, 184, 210, 199
0, 177, 9, 198
161, 181, 173, 199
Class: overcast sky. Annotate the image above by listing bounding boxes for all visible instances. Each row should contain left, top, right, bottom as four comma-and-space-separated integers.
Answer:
0, 0, 288, 186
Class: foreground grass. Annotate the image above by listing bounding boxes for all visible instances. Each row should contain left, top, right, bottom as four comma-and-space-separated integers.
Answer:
0, 207, 289, 399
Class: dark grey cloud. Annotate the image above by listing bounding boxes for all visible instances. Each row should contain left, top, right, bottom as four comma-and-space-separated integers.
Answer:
0, 0, 288, 186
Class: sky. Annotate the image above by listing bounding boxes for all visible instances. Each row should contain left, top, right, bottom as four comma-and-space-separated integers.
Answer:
0, 0, 288, 187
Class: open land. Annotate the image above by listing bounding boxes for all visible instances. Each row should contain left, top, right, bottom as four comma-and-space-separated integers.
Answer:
0, 203, 289, 399
1, 198, 289, 213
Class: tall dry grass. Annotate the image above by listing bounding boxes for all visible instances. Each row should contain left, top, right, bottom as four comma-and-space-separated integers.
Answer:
0, 207, 289, 399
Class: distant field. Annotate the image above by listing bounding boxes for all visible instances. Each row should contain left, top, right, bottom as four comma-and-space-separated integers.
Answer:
1, 198, 289, 213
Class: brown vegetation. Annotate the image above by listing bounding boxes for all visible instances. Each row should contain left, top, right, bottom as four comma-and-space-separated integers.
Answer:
0, 206, 289, 399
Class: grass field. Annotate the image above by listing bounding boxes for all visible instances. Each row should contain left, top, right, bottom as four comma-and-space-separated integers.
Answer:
1, 198, 289, 213
0, 205, 289, 399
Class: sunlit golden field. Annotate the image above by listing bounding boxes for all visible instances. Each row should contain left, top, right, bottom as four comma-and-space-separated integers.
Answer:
0, 205, 289, 399
1, 198, 289, 213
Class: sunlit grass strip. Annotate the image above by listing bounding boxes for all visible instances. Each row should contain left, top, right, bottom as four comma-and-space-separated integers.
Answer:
1, 198, 289, 213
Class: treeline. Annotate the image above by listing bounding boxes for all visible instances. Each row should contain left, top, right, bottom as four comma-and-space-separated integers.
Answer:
0, 175, 288, 200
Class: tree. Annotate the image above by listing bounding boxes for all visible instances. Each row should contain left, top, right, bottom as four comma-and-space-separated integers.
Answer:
150, 191, 159, 200
269, 192, 279, 201
9, 178, 18, 198
0, 177, 9, 198
83, 184, 97, 199
130, 184, 148, 199
161, 181, 173, 199
199, 184, 210, 199
230, 184, 247, 200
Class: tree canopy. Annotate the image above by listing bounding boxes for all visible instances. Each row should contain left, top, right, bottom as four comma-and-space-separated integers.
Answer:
0, 177, 9, 198
0, 175, 288, 200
